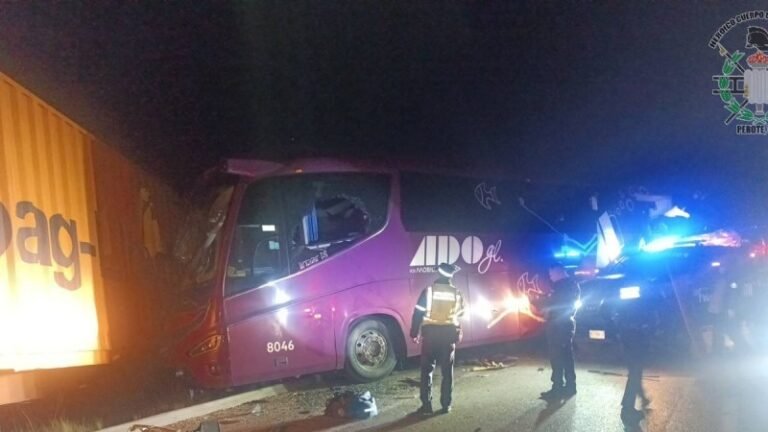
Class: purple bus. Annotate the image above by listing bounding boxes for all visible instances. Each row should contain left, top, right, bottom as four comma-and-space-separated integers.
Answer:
168, 158, 549, 389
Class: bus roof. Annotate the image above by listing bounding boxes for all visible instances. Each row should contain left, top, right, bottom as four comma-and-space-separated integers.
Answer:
217, 157, 589, 186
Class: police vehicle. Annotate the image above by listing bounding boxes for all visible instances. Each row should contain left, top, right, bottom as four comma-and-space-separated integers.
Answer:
574, 234, 746, 357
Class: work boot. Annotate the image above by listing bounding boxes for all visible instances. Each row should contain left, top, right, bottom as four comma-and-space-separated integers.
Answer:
561, 385, 577, 398
641, 396, 652, 409
438, 406, 452, 415
540, 387, 562, 400
621, 407, 644, 425
415, 405, 433, 416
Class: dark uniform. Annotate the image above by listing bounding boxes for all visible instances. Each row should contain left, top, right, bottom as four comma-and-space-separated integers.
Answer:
708, 267, 748, 355
541, 275, 580, 398
614, 287, 651, 424
410, 264, 466, 415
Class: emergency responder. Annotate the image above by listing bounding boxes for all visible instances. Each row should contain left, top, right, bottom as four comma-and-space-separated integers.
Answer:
708, 264, 748, 355
613, 286, 652, 425
540, 263, 580, 400
410, 263, 466, 415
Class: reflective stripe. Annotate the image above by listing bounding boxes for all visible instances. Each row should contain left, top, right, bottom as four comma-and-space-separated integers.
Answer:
425, 286, 433, 314
414, 305, 426, 312
424, 283, 461, 325
431, 291, 456, 301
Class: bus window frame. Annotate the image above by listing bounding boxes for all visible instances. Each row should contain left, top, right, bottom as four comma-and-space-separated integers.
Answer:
281, 173, 392, 274
221, 172, 393, 299
223, 177, 291, 299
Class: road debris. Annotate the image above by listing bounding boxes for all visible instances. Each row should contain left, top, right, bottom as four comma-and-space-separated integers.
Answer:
218, 419, 243, 425
587, 370, 660, 381
399, 378, 421, 388
325, 390, 379, 419
129, 425, 178, 432
462, 357, 517, 371
251, 403, 263, 416
195, 420, 220, 432
587, 369, 625, 377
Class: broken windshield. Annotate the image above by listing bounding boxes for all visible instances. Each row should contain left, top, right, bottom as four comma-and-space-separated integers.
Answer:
174, 185, 234, 298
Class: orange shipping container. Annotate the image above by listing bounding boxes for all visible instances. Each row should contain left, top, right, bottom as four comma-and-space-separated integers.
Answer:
0, 72, 182, 403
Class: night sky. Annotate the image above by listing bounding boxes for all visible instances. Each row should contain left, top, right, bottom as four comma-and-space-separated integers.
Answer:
0, 2, 766, 222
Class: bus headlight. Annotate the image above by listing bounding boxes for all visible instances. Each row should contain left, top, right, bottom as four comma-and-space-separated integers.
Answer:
517, 294, 531, 314
474, 296, 493, 321
504, 296, 519, 313
188, 335, 222, 357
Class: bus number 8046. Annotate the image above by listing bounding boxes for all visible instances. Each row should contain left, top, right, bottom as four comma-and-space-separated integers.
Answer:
267, 340, 295, 353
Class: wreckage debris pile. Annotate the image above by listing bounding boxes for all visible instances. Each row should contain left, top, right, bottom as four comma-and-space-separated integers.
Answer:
461, 356, 519, 372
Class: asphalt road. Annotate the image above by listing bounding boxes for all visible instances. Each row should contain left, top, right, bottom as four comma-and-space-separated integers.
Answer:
171, 345, 768, 432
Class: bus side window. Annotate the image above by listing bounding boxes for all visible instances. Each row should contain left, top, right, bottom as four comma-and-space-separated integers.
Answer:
300, 196, 369, 248
289, 195, 369, 269
284, 174, 390, 273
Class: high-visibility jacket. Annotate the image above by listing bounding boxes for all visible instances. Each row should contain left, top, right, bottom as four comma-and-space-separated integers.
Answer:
410, 279, 465, 338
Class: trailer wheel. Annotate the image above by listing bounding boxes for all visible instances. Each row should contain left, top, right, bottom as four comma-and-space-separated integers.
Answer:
345, 318, 398, 382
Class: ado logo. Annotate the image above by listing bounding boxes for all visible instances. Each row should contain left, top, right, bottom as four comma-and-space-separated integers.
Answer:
410, 235, 502, 274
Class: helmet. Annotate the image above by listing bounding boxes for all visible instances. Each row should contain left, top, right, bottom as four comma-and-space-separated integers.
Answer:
437, 263, 461, 278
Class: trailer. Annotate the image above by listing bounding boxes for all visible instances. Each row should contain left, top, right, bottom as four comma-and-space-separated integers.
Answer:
0, 72, 183, 405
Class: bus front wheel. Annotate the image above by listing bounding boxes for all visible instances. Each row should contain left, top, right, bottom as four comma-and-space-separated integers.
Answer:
345, 319, 398, 382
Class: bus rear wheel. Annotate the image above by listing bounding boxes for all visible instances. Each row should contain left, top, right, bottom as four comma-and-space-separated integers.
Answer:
345, 319, 398, 382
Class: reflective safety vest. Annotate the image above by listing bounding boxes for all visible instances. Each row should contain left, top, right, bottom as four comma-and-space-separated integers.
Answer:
418, 282, 462, 326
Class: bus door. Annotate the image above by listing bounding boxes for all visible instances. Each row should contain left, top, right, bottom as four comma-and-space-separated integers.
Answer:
224, 178, 336, 384
225, 285, 336, 385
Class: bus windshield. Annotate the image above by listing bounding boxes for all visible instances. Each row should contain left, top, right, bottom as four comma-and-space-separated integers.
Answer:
175, 185, 235, 299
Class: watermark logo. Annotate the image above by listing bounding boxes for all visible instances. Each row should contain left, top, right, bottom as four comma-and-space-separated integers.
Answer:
710, 10, 768, 135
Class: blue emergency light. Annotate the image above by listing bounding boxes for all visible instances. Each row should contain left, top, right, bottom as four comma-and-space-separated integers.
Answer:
554, 246, 583, 259
641, 236, 679, 253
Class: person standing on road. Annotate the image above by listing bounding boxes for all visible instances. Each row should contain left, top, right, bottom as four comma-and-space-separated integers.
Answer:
410, 263, 466, 416
540, 263, 581, 400
708, 264, 748, 355
613, 286, 652, 425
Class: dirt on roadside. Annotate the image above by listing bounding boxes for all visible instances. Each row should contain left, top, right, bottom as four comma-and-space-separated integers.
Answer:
167, 351, 530, 432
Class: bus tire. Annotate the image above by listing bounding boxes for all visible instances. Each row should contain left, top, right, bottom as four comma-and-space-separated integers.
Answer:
345, 318, 398, 382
